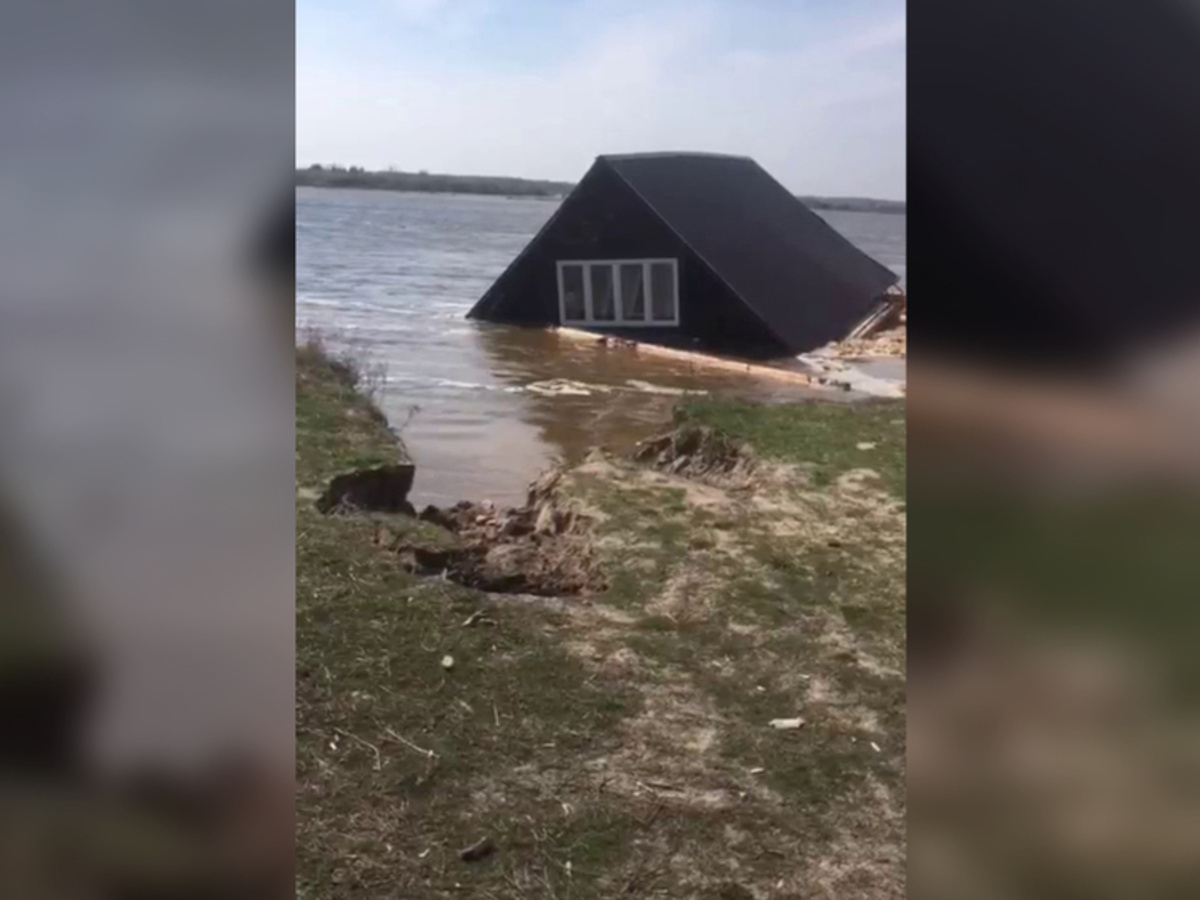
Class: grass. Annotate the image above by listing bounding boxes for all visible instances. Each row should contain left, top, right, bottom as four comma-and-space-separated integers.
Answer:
297, 341, 643, 898
297, 342, 906, 899
296, 338, 400, 488
679, 396, 907, 498
581, 471, 905, 825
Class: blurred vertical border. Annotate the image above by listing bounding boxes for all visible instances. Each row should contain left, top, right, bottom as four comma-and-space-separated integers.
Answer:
0, 1, 295, 896
909, 0, 1200, 897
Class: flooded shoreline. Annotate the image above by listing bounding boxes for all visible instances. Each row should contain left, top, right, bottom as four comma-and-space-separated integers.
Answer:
297, 186, 906, 508
374, 322, 835, 508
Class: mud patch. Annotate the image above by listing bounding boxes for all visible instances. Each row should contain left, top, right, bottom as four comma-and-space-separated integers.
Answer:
388, 468, 607, 595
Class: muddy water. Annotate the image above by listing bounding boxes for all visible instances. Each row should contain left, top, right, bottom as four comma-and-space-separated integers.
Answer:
297, 186, 906, 508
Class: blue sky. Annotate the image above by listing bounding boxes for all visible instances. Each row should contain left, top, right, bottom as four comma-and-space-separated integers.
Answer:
297, 0, 906, 199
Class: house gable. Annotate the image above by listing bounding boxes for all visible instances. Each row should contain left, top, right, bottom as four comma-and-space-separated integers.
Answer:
469, 161, 784, 355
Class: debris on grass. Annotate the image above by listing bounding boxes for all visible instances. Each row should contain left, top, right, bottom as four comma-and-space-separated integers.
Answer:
768, 718, 806, 730
382, 727, 436, 760
387, 467, 607, 595
461, 610, 495, 628
633, 424, 756, 483
458, 837, 496, 863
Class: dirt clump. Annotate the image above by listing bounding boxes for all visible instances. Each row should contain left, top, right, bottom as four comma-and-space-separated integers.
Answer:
389, 468, 606, 596
316, 464, 416, 515
633, 425, 756, 483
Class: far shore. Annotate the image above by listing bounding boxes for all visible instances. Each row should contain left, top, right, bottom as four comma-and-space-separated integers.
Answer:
296, 167, 907, 214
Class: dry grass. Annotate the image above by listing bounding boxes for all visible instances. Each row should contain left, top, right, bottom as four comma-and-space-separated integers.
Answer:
297, 343, 906, 899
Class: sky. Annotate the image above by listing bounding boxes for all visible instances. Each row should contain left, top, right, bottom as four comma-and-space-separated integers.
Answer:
297, 0, 906, 200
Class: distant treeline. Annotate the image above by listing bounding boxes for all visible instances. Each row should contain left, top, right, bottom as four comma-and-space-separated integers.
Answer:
296, 164, 572, 198
798, 196, 906, 215
296, 164, 906, 213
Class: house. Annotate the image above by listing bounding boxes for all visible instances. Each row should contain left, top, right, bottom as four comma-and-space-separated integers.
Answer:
466, 152, 900, 359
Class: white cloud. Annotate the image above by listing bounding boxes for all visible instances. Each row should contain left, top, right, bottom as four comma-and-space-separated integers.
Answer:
297, 3, 906, 197
389, 0, 450, 21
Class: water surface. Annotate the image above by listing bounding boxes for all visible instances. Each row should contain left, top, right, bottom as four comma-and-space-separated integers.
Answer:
297, 186, 906, 507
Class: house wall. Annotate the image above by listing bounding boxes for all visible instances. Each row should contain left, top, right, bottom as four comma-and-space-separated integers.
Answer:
472, 164, 788, 359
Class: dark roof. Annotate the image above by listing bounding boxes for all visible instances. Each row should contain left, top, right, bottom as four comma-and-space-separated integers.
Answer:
599, 153, 899, 352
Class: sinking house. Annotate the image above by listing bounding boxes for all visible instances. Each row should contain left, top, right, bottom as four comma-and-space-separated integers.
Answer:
467, 152, 901, 358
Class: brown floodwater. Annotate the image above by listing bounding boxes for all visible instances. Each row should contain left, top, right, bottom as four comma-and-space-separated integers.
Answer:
296, 186, 907, 508
403, 323, 829, 507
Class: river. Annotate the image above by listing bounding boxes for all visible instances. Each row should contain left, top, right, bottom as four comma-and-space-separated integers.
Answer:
296, 186, 906, 507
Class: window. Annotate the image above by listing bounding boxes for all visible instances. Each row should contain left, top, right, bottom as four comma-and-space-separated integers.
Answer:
590, 265, 616, 321
619, 263, 645, 320
561, 264, 585, 321
556, 259, 679, 326
650, 262, 677, 322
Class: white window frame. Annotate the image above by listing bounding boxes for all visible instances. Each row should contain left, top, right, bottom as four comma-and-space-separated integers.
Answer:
555, 258, 680, 327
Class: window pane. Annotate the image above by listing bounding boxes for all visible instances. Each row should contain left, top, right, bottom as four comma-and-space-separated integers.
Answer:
650, 262, 676, 321
590, 264, 615, 321
619, 264, 645, 320
561, 264, 585, 321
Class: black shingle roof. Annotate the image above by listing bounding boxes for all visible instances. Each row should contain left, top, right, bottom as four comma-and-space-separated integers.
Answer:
599, 153, 899, 353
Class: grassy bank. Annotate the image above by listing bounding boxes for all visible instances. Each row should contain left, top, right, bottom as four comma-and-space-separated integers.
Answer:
297, 342, 906, 899
680, 396, 907, 498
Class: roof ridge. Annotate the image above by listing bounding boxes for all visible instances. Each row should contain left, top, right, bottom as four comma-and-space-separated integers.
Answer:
598, 151, 753, 162
605, 154, 856, 299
